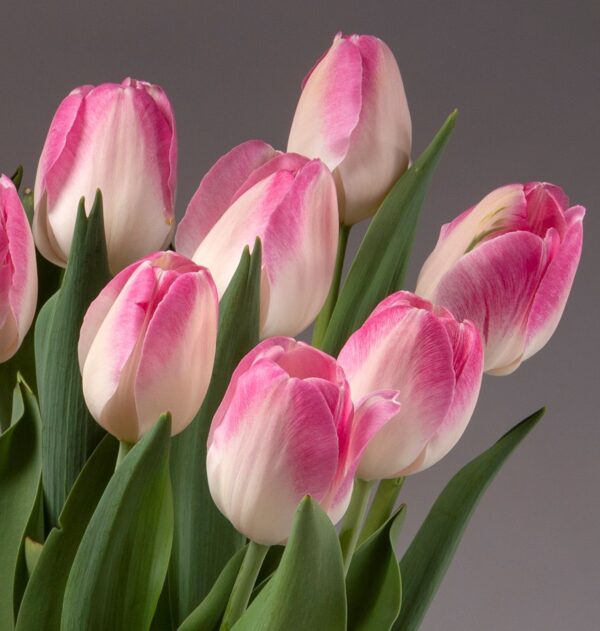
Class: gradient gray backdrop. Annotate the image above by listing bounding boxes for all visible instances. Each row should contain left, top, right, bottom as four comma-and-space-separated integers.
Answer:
2, 1, 598, 629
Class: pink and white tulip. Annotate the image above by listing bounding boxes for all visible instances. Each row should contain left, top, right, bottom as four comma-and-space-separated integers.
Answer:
416, 182, 585, 375
79, 252, 217, 443
287, 33, 411, 225
175, 140, 338, 338
0, 176, 37, 362
206, 337, 400, 544
338, 291, 483, 479
34, 78, 177, 274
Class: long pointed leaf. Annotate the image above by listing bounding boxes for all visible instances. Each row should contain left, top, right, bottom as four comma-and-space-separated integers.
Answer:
169, 241, 262, 624
321, 112, 457, 356
394, 408, 545, 631
35, 192, 110, 526
61, 415, 173, 631
0, 381, 41, 630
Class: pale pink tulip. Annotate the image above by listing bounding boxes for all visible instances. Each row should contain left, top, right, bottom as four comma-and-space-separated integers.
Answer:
79, 252, 217, 442
416, 182, 585, 375
34, 78, 177, 274
338, 291, 483, 479
0, 176, 37, 362
206, 337, 400, 544
287, 33, 411, 225
175, 140, 338, 337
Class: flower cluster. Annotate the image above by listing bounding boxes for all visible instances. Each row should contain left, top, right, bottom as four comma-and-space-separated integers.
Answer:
1, 30, 584, 630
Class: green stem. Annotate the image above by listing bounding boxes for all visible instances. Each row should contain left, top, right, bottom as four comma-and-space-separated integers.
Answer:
312, 224, 351, 348
115, 440, 133, 470
339, 479, 374, 574
358, 477, 404, 545
220, 541, 269, 629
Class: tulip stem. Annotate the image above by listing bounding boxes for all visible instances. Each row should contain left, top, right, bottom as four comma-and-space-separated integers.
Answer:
312, 223, 351, 348
339, 478, 375, 574
220, 540, 269, 629
115, 440, 133, 470
357, 477, 404, 545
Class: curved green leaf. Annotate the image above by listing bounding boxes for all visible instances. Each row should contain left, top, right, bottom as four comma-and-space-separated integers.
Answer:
169, 241, 262, 623
61, 415, 173, 631
16, 434, 118, 631
347, 505, 406, 631
35, 192, 110, 526
0, 382, 41, 630
321, 112, 457, 356
395, 408, 545, 631
178, 546, 247, 631
234, 498, 346, 631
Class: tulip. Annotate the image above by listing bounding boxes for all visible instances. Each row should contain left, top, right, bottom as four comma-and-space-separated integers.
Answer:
78, 251, 217, 443
416, 182, 585, 375
338, 291, 483, 479
0, 175, 38, 362
34, 78, 177, 274
287, 33, 411, 225
175, 140, 338, 337
206, 337, 400, 544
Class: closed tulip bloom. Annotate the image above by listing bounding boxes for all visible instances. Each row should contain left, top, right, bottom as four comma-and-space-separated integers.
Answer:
79, 252, 217, 443
0, 176, 37, 362
207, 337, 400, 544
416, 182, 585, 375
287, 33, 411, 225
338, 291, 483, 479
175, 140, 338, 337
34, 78, 177, 274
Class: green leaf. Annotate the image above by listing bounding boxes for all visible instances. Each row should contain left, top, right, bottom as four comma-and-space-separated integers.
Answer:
169, 241, 262, 623
394, 408, 545, 631
23, 539, 43, 577
347, 505, 406, 631
35, 192, 110, 526
320, 112, 457, 356
0, 381, 42, 630
10, 166, 23, 191
178, 546, 247, 631
15, 434, 118, 631
61, 415, 173, 631
234, 497, 346, 631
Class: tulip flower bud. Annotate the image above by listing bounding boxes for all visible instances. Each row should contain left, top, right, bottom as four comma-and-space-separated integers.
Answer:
206, 337, 400, 544
416, 182, 585, 375
287, 33, 411, 225
175, 140, 338, 338
338, 291, 483, 479
79, 252, 217, 443
0, 176, 37, 362
34, 78, 177, 274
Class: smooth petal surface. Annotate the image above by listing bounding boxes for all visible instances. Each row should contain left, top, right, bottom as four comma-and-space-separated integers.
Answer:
0, 176, 38, 361
34, 79, 177, 273
288, 33, 411, 224
175, 140, 278, 258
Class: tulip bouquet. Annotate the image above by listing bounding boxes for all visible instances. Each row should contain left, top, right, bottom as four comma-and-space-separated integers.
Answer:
0, 32, 584, 631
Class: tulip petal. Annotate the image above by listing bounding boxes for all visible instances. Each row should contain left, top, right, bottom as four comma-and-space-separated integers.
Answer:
433, 231, 546, 374
261, 160, 338, 336
207, 360, 339, 544
134, 270, 218, 437
287, 34, 363, 170
175, 140, 277, 258
524, 206, 584, 361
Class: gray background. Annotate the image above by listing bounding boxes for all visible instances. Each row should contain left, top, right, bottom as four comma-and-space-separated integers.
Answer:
2, 1, 598, 628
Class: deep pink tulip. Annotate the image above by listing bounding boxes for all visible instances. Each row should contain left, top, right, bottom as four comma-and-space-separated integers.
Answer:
287, 33, 411, 225
0, 176, 37, 362
175, 140, 338, 338
416, 182, 585, 375
79, 252, 217, 442
34, 78, 177, 273
206, 337, 400, 544
338, 291, 483, 479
